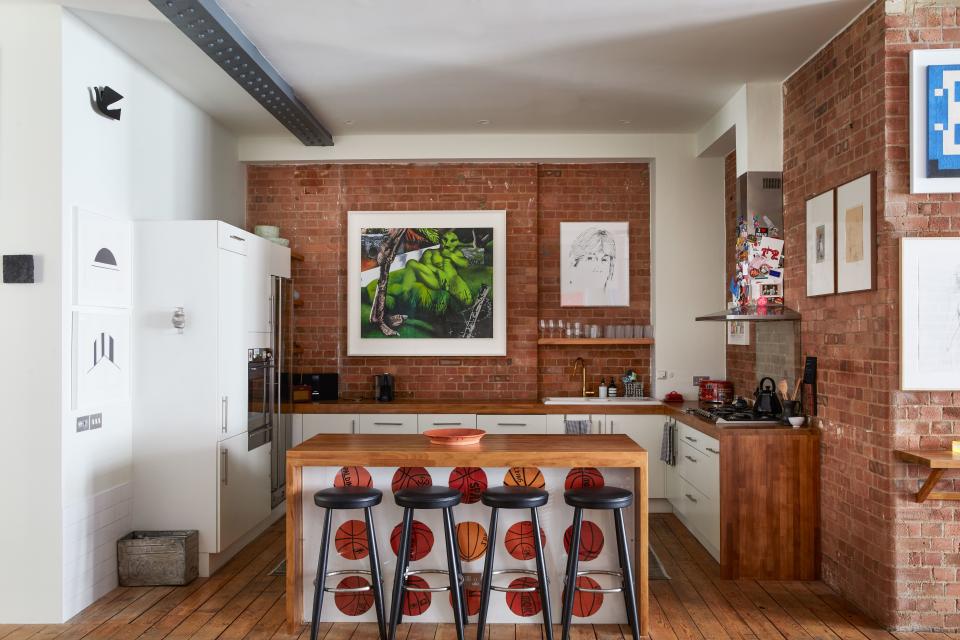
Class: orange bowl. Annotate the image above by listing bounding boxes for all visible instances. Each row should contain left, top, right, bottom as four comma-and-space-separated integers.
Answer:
423, 428, 486, 446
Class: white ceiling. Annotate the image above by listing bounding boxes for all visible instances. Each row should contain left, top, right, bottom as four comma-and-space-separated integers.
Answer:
72, 0, 872, 138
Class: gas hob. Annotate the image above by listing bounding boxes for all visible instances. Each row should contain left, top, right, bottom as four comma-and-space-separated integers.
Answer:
685, 403, 781, 426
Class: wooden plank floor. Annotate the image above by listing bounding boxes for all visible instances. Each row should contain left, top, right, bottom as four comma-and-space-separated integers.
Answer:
0, 514, 896, 640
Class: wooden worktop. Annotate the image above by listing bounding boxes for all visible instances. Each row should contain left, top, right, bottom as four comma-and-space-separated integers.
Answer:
284, 399, 818, 440
287, 433, 647, 467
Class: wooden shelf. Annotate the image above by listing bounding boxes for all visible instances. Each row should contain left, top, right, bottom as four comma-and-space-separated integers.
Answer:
896, 449, 960, 502
293, 299, 304, 309
538, 338, 654, 346
291, 250, 305, 262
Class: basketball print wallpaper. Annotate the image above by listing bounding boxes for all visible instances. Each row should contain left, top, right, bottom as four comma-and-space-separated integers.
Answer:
300, 465, 633, 624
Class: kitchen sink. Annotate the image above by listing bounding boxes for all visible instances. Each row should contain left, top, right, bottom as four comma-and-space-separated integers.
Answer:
541, 396, 662, 405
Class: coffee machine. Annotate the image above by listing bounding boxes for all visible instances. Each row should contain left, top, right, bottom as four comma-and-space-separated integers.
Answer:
375, 373, 395, 402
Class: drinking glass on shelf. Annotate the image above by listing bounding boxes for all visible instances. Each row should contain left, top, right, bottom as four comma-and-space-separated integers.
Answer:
643, 325, 654, 338
590, 324, 600, 339
557, 320, 565, 338
539, 319, 546, 338
573, 322, 583, 338
623, 325, 634, 338
634, 324, 644, 339
605, 324, 615, 338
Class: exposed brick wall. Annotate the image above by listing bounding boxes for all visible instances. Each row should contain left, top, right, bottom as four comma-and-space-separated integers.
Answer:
887, 4, 960, 630
537, 164, 652, 398
783, 0, 894, 625
247, 163, 650, 401
724, 151, 757, 398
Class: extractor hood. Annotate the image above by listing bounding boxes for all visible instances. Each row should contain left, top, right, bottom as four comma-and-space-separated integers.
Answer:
695, 304, 801, 322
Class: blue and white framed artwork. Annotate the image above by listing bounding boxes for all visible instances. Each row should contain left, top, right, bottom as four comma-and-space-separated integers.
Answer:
910, 49, 960, 193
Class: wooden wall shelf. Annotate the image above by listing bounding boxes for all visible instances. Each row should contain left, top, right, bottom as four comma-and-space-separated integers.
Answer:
538, 338, 654, 346
896, 449, 960, 502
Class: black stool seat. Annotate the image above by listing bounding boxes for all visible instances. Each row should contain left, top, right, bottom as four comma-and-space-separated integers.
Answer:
313, 486, 383, 509
394, 486, 461, 509
564, 486, 633, 510
481, 486, 549, 508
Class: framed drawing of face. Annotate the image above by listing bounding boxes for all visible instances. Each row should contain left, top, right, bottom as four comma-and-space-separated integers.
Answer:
560, 222, 630, 307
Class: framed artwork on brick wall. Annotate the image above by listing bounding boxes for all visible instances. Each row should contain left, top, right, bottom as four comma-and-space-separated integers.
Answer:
910, 49, 960, 193
560, 222, 630, 307
901, 238, 960, 390
805, 190, 835, 297
836, 173, 876, 294
347, 210, 507, 356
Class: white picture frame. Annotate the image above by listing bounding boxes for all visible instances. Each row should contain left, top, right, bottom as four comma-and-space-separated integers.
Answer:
347, 210, 507, 357
727, 320, 750, 346
901, 238, 960, 390
805, 190, 835, 297
836, 173, 875, 294
74, 207, 132, 308
910, 49, 960, 194
560, 221, 630, 307
72, 310, 131, 409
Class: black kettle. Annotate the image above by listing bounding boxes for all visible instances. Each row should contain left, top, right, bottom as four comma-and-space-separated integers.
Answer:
753, 377, 782, 416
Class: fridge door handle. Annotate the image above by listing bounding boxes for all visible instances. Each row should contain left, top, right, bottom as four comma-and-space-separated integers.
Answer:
221, 396, 228, 433
221, 449, 228, 485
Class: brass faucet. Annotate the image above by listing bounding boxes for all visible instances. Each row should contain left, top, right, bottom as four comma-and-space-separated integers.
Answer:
572, 357, 596, 398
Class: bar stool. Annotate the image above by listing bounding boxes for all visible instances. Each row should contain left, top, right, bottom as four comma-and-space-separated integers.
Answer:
309, 486, 387, 640
388, 486, 467, 640
476, 486, 553, 640
560, 487, 640, 640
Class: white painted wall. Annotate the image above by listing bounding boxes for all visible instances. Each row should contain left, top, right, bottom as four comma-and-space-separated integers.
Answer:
58, 11, 243, 619
239, 132, 727, 397
0, 3, 65, 624
696, 82, 783, 175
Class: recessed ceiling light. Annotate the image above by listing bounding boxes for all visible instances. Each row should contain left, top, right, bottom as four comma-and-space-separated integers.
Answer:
343, 120, 354, 126
619, 119, 632, 125
476, 119, 490, 126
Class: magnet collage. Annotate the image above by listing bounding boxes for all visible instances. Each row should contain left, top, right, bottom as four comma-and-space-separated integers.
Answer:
730, 213, 785, 307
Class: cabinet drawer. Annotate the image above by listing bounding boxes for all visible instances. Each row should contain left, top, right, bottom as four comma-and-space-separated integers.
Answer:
302, 414, 356, 439
217, 222, 248, 255
677, 441, 719, 501
418, 414, 477, 432
358, 414, 418, 434
678, 422, 718, 456
476, 415, 547, 434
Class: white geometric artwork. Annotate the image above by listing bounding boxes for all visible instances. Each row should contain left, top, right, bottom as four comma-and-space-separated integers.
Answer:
901, 238, 960, 390
560, 222, 630, 307
74, 207, 131, 308
72, 311, 130, 410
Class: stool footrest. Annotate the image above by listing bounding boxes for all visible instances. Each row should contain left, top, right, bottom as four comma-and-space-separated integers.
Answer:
402, 569, 465, 593
316, 569, 381, 594
566, 569, 626, 594
489, 569, 548, 593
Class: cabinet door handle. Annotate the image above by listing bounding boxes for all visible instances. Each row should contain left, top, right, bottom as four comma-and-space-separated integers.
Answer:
221, 449, 228, 485
684, 493, 698, 503
222, 396, 228, 433
351, 419, 356, 433
684, 455, 697, 463
432, 422, 462, 426
228, 234, 246, 242
497, 423, 526, 427
706, 447, 720, 454
374, 422, 403, 426
684, 435, 697, 443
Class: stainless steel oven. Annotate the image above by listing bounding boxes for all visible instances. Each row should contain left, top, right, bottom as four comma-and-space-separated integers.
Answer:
248, 348, 273, 451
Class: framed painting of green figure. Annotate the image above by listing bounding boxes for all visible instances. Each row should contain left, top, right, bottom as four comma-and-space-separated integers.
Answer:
347, 211, 507, 356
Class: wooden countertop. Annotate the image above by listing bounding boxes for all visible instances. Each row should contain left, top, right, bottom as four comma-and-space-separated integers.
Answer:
287, 433, 647, 467
284, 399, 818, 439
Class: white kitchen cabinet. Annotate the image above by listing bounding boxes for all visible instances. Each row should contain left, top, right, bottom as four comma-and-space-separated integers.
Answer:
358, 414, 418, 434
668, 420, 721, 559
218, 431, 271, 551
133, 220, 279, 573
546, 414, 608, 434
218, 247, 248, 441
245, 234, 272, 334
303, 414, 357, 440
608, 414, 667, 500
475, 414, 546, 434
418, 414, 477, 432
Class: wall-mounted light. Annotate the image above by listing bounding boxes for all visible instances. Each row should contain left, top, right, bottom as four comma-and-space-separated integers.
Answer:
172, 307, 186, 333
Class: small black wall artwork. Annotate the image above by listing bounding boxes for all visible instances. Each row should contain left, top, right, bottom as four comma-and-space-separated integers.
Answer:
2, 255, 35, 283
74, 208, 131, 308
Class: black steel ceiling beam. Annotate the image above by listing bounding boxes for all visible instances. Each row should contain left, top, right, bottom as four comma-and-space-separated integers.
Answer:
149, 0, 333, 146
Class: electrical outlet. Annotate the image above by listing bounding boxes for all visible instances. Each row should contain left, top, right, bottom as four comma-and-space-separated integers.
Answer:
657, 370, 668, 380
89, 413, 103, 430
693, 375, 710, 386
76, 415, 90, 432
